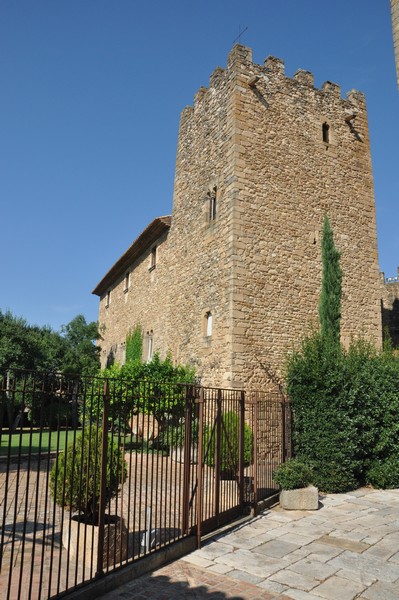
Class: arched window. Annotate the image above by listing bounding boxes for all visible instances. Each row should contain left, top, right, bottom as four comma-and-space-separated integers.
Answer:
322, 122, 330, 144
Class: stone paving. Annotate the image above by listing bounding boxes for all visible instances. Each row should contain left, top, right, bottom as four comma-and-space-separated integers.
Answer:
100, 488, 399, 600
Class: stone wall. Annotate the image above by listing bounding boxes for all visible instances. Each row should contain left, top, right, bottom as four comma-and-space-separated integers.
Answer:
381, 269, 399, 347
95, 45, 383, 388
220, 46, 382, 388
97, 228, 171, 367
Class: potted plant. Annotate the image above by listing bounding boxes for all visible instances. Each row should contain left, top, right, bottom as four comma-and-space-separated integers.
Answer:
273, 458, 318, 510
50, 427, 128, 570
204, 411, 254, 479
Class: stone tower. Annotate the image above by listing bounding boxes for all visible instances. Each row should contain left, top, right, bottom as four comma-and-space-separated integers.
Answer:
165, 45, 382, 388
94, 45, 382, 389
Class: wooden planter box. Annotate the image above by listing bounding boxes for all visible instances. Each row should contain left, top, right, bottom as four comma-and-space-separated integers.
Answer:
279, 485, 319, 510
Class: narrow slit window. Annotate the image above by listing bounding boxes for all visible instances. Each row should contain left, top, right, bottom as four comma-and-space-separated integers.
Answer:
146, 330, 153, 362
208, 187, 217, 221
206, 312, 213, 337
124, 271, 129, 292
150, 246, 157, 270
105, 290, 110, 308
322, 122, 330, 144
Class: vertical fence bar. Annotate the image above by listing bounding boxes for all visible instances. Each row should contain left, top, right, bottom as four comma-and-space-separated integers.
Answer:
238, 390, 245, 510
196, 388, 204, 548
214, 389, 222, 523
96, 379, 110, 577
253, 392, 259, 515
281, 394, 287, 462
182, 385, 192, 535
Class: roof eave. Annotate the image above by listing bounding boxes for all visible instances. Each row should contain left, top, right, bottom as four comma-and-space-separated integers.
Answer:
92, 216, 171, 296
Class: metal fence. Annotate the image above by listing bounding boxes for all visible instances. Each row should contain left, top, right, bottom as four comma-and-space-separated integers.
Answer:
0, 370, 291, 599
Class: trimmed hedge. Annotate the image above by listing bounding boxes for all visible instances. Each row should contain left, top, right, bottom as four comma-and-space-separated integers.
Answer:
273, 459, 313, 490
286, 333, 399, 492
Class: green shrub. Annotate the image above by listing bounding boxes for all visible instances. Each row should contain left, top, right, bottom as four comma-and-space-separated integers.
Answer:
286, 332, 359, 492
166, 419, 199, 448
50, 427, 127, 524
203, 411, 253, 475
367, 457, 399, 489
286, 330, 399, 493
83, 353, 196, 430
273, 459, 313, 490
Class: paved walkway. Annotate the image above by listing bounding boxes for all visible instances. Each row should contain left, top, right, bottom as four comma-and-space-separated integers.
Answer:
100, 488, 399, 600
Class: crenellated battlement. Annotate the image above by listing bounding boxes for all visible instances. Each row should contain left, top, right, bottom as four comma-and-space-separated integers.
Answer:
186, 45, 365, 116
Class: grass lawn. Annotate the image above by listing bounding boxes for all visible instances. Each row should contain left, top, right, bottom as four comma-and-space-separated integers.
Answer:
0, 429, 169, 457
0, 429, 76, 456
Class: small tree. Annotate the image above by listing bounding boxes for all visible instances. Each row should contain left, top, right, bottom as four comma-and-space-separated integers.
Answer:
319, 216, 342, 345
50, 427, 126, 524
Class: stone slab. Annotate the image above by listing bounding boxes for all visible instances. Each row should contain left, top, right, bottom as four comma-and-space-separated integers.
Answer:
280, 486, 319, 511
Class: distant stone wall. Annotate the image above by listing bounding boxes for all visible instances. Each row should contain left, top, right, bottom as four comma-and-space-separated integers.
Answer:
381, 269, 399, 347
392, 0, 399, 88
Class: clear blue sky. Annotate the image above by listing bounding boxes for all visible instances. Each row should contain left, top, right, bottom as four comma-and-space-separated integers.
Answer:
0, 1, 397, 331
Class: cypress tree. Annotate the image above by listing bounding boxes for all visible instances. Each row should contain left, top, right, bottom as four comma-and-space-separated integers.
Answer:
319, 215, 342, 345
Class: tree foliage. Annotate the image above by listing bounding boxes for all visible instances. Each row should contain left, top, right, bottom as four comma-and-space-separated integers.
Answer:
319, 216, 342, 345
87, 353, 197, 430
0, 310, 100, 375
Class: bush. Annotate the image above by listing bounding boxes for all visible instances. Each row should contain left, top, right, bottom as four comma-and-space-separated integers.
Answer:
367, 457, 399, 489
203, 411, 253, 475
286, 332, 359, 492
84, 353, 196, 430
286, 332, 399, 493
273, 459, 313, 490
50, 427, 127, 524
166, 419, 199, 448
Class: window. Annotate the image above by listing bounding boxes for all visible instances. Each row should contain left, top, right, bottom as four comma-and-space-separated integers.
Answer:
208, 187, 217, 221
149, 246, 157, 271
322, 122, 330, 144
124, 272, 129, 292
105, 290, 110, 308
146, 330, 154, 362
206, 312, 213, 337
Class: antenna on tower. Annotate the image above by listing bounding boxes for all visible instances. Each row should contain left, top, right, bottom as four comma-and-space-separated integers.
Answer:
233, 25, 248, 45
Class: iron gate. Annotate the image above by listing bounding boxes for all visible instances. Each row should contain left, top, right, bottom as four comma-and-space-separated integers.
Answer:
0, 370, 290, 599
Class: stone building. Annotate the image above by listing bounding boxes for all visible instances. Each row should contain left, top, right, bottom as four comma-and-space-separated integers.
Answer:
93, 45, 385, 389
392, 0, 399, 88
381, 269, 399, 347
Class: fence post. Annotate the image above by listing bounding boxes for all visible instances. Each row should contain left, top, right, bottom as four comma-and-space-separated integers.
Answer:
196, 387, 204, 548
182, 385, 192, 535
96, 379, 110, 577
253, 392, 259, 515
215, 389, 222, 523
238, 391, 245, 509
